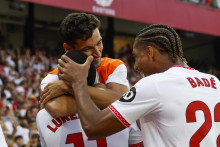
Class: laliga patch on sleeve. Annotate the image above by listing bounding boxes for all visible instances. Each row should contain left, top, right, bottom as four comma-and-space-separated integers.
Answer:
119, 87, 136, 102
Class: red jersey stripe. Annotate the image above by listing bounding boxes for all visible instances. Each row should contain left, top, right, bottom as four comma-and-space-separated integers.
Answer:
108, 105, 130, 128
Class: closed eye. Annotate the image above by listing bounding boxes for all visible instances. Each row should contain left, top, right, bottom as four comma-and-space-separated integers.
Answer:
81, 47, 93, 52
97, 39, 102, 46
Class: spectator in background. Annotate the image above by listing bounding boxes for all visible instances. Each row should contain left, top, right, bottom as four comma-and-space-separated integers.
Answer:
25, 131, 41, 147
14, 135, 25, 147
0, 47, 43, 146
117, 44, 142, 86
29, 106, 38, 121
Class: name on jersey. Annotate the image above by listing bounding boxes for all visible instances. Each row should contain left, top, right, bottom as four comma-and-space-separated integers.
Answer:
187, 77, 217, 89
47, 114, 78, 133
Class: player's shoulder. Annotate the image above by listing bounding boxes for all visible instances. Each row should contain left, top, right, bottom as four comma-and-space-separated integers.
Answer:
100, 57, 126, 68
133, 69, 174, 94
168, 65, 219, 82
36, 109, 50, 121
135, 73, 161, 87
41, 70, 59, 84
101, 57, 124, 63
97, 57, 127, 78
140, 65, 196, 83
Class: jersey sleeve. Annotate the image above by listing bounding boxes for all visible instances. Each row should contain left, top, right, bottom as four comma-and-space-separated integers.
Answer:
128, 122, 143, 147
40, 74, 59, 91
105, 64, 129, 87
0, 126, 7, 147
38, 131, 47, 147
108, 76, 161, 126
36, 109, 47, 147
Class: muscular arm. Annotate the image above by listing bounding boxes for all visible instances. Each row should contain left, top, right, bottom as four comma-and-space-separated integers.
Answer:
72, 80, 126, 138
44, 94, 77, 118
56, 55, 127, 138
43, 80, 128, 118
89, 82, 128, 108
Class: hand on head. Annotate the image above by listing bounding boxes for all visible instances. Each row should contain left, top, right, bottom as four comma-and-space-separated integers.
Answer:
58, 55, 94, 87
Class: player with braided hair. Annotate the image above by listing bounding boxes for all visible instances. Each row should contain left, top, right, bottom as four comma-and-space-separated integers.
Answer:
136, 24, 185, 63
58, 24, 220, 147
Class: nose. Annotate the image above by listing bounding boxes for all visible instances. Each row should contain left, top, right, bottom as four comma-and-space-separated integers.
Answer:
93, 47, 101, 58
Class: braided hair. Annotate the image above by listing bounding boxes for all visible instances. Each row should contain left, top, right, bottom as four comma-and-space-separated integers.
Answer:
135, 24, 187, 63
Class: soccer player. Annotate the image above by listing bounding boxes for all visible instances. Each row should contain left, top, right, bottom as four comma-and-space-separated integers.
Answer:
58, 24, 220, 147
38, 13, 143, 147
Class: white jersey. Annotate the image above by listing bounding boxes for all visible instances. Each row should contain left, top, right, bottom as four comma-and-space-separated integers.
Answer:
36, 109, 142, 147
38, 61, 143, 147
109, 65, 220, 147
0, 125, 8, 147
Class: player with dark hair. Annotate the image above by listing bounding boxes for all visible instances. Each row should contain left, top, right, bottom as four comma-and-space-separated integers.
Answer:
38, 13, 143, 147
40, 12, 129, 112
58, 24, 220, 147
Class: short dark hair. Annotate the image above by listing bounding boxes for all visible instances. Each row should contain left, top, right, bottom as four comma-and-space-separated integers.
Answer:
31, 133, 40, 139
15, 135, 23, 141
135, 24, 184, 63
59, 12, 100, 46
58, 49, 96, 86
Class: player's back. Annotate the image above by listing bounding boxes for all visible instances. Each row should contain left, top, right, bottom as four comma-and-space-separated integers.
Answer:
138, 66, 220, 147
36, 109, 130, 147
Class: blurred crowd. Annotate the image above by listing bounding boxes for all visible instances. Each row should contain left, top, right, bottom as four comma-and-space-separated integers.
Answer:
116, 44, 143, 85
0, 45, 219, 147
0, 48, 56, 147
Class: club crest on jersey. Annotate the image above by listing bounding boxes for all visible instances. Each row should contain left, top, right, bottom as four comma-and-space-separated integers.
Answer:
119, 87, 136, 102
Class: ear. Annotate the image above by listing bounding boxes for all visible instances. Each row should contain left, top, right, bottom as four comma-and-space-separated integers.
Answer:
145, 46, 154, 61
63, 43, 73, 52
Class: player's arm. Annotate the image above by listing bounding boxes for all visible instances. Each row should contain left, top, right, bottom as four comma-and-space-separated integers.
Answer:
41, 77, 128, 107
57, 55, 128, 138
41, 80, 127, 118
43, 85, 122, 118
73, 79, 126, 138
44, 94, 77, 118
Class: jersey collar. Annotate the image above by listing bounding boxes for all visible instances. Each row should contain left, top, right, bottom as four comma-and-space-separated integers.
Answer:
170, 65, 195, 70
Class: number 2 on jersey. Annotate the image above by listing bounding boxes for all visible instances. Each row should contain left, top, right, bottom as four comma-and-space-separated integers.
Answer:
65, 133, 107, 147
186, 101, 220, 147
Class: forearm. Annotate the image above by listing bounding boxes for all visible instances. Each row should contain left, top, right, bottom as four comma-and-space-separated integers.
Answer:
72, 80, 125, 138
88, 86, 121, 109
44, 95, 77, 118
73, 81, 109, 137
44, 82, 124, 118
66, 83, 122, 108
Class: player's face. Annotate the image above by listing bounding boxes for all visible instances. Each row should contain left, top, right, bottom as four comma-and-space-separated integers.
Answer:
133, 41, 157, 77
132, 47, 148, 76
73, 28, 103, 68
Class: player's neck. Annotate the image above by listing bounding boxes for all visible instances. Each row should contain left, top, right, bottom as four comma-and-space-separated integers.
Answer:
174, 59, 187, 67
162, 59, 186, 72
